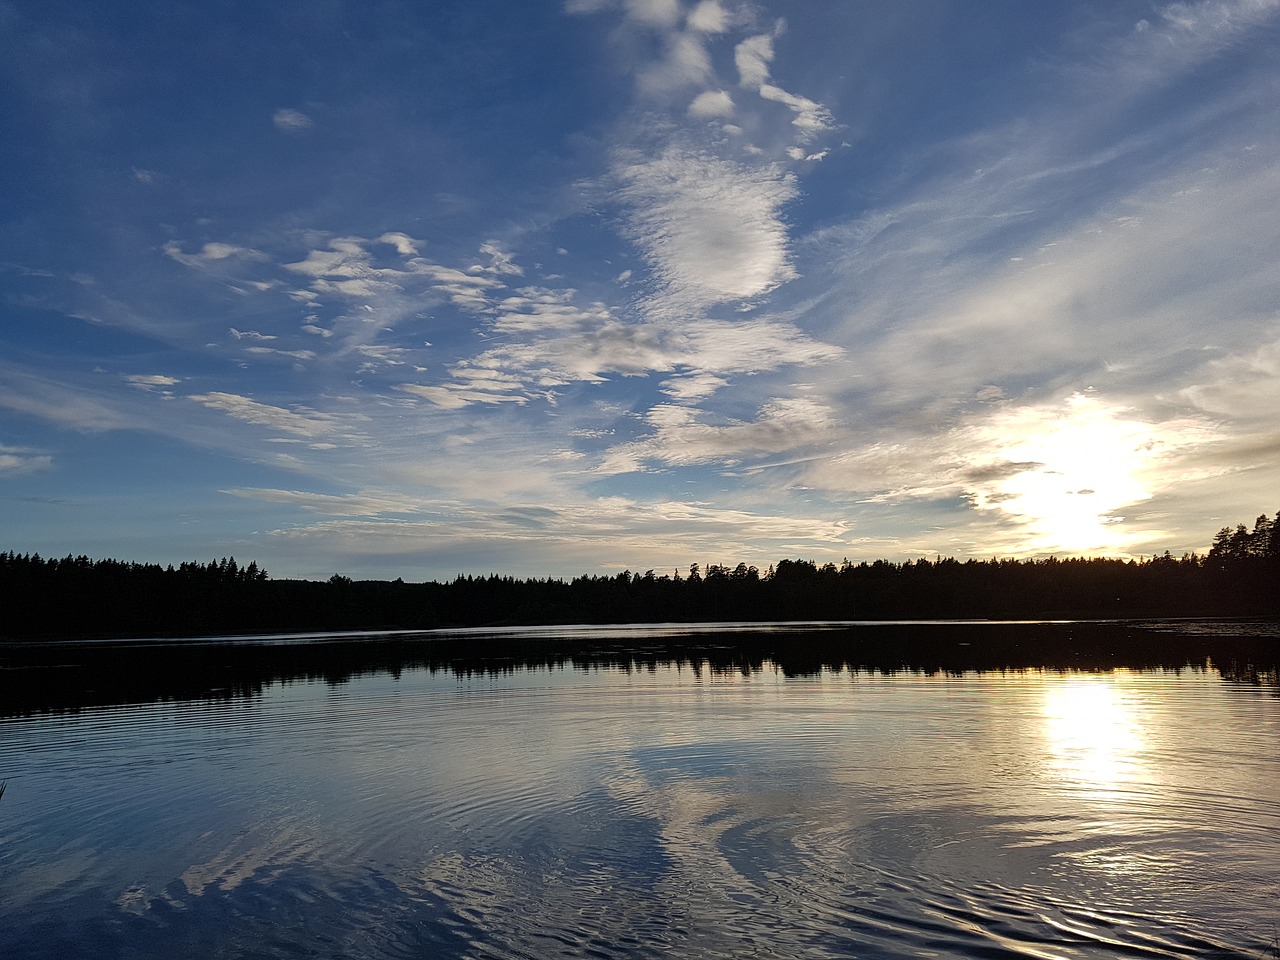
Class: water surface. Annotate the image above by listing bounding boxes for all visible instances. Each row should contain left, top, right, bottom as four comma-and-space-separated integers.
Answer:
2, 622, 1278, 958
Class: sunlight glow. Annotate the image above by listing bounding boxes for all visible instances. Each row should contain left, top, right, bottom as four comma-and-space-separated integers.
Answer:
1041, 678, 1144, 794
969, 394, 1190, 553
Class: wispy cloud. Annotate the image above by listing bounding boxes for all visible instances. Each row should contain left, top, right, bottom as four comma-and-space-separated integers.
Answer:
272, 107, 312, 132
223, 487, 423, 517
163, 242, 268, 270
0, 442, 52, 476
189, 392, 349, 439
599, 396, 838, 474
257, 492, 849, 578
125, 374, 181, 391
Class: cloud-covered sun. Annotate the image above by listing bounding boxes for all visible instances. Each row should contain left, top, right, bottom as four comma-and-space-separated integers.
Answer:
965, 393, 1210, 554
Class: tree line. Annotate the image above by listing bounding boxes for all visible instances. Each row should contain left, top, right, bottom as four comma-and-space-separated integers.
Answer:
2, 511, 1277, 640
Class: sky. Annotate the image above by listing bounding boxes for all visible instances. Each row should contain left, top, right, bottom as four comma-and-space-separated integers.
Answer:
2, 0, 1278, 582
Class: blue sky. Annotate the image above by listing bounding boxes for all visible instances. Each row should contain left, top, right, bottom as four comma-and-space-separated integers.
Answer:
2, 0, 1278, 581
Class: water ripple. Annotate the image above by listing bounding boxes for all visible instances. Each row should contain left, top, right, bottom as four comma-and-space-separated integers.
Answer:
2, 658, 1277, 959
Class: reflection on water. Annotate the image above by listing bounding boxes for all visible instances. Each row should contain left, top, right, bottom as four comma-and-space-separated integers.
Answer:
1042, 676, 1145, 794
1, 622, 1278, 959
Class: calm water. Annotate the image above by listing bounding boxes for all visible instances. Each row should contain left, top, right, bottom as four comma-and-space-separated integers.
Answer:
2, 623, 1279, 959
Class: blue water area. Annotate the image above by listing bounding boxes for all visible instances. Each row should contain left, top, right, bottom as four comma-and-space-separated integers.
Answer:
1, 622, 1278, 958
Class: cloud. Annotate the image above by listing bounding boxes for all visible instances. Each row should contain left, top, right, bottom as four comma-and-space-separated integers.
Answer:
0, 442, 52, 476
1079, 0, 1280, 99
272, 108, 312, 132
673, 317, 841, 379
638, 30, 714, 95
804, 393, 1221, 555
259, 495, 849, 574
1182, 335, 1280, 426
688, 89, 734, 119
378, 232, 421, 256
617, 147, 798, 313
280, 236, 507, 315
164, 242, 268, 269
397, 380, 530, 410
734, 33, 774, 89
474, 242, 524, 277
795, 4, 1280, 437
282, 238, 374, 279
244, 346, 318, 361
190, 392, 345, 438
396, 288, 839, 410
734, 30, 832, 138
0, 366, 136, 432
223, 487, 423, 517
125, 374, 181, 390
491, 287, 616, 333
759, 83, 832, 137
686, 0, 730, 33
624, 0, 681, 28
599, 397, 838, 473
564, 0, 615, 14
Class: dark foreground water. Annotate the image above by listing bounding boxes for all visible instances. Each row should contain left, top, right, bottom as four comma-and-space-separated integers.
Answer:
2, 621, 1278, 959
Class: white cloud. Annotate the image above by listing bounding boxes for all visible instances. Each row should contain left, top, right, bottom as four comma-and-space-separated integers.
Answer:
0, 367, 136, 432
281, 236, 506, 315
617, 147, 798, 313
190, 392, 344, 438
474, 242, 524, 277
638, 31, 714, 94
1182, 335, 1280, 425
733, 29, 832, 139
0, 442, 52, 476
282, 238, 371, 279
759, 83, 832, 138
164, 241, 267, 269
272, 108, 312, 132
734, 33, 774, 89
675, 317, 842, 379
378, 232, 421, 256
244, 346, 318, 361
599, 396, 838, 473
688, 89, 734, 119
491, 287, 616, 333
125, 374, 181, 390
396, 380, 530, 410
659, 372, 729, 401
686, 0, 729, 33
624, 0, 681, 28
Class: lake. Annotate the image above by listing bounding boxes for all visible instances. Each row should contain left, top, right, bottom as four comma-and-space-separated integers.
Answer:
2, 621, 1278, 959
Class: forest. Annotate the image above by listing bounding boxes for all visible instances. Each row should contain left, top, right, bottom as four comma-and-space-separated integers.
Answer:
2, 512, 1277, 641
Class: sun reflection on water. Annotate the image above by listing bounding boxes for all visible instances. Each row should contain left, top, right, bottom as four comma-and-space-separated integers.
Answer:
1041, 677, 1145, 796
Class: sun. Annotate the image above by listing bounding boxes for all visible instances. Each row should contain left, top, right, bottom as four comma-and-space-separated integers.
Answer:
966, 393, 1177, 553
